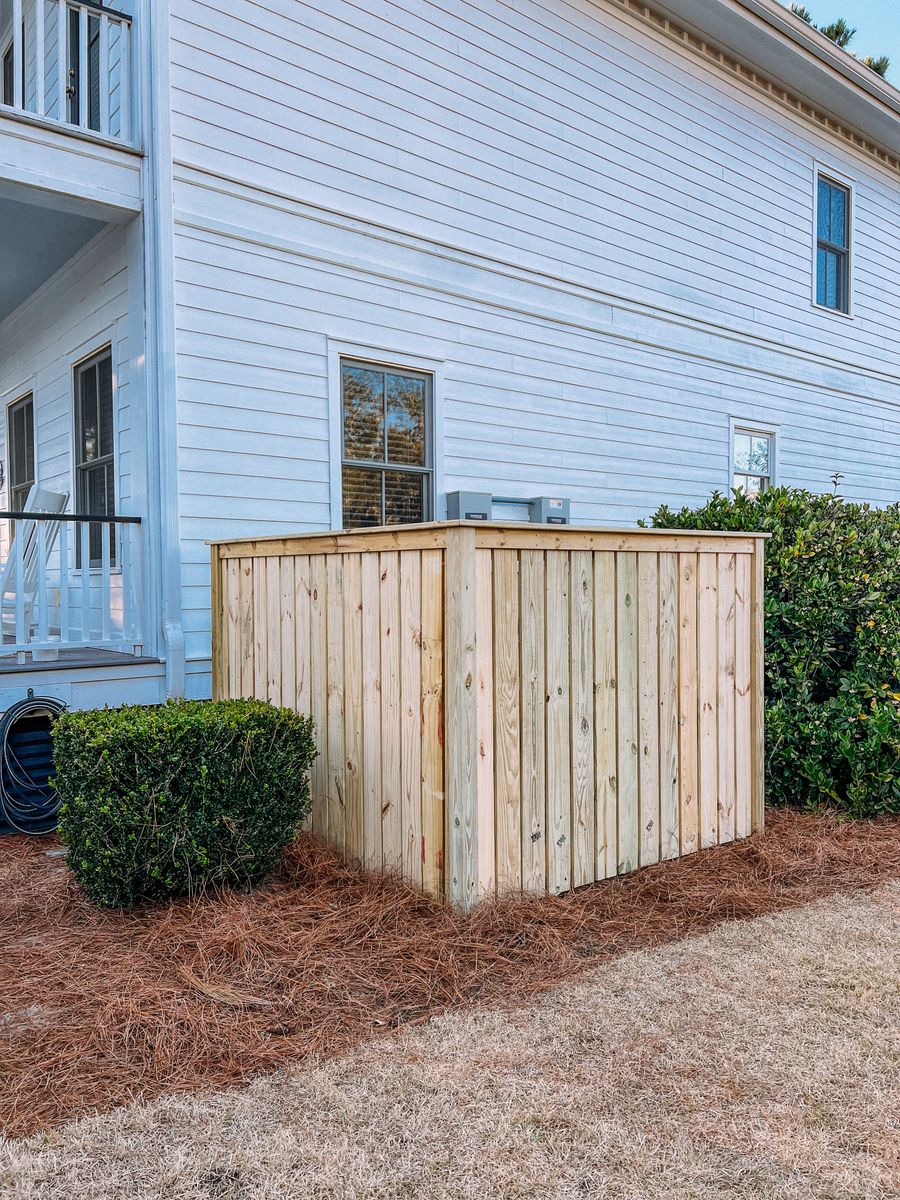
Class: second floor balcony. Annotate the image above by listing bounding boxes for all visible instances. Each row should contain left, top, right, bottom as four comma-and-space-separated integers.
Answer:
0, 0, 133, 146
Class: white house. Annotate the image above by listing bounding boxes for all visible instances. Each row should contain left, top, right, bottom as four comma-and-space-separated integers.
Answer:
1, 0, 900, 710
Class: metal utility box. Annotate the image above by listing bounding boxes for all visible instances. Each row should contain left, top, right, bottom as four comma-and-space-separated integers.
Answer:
446, 491, 492, 521
529, 496, 570, 525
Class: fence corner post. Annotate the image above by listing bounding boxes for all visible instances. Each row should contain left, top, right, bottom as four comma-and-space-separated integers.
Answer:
750, 537, 766, 832
443, 525, 479, 910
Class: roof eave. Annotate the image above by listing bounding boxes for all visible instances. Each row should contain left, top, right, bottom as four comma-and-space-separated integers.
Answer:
646, 0, 900, 159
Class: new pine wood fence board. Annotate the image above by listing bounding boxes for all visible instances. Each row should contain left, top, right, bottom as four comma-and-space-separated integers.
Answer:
569, 549, 594, 890
325, 554, 346, 851
616, 551, 639, 875
678, 552, 699, 856
379, 551, 402, 873
361, 551, 384, 871
493, 549, 522, 894
658, 552, 680, 861
294, 555, 311, 718
638, 553, 661, 868
444, 527, 479, 910
475, 548, 496, 898
519, 549, 547, 893
420, 548, 444, 897
717, 553, 737, 845
546, 550, 572, 894
343, 554, 364, 864
593, 550, 618, 879
278, 556, 296, 714
308, 554, 328, 837
266, 556, 281, 707
750, 541, 766, 833
400, 551, 423, 888
734, 551, 752, 841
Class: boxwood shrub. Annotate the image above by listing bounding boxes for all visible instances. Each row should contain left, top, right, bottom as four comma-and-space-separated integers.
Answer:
54, 699, 317, 907
645, 486, 900, 818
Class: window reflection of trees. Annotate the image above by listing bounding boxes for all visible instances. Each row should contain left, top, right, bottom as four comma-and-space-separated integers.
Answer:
341, 363, 430, 528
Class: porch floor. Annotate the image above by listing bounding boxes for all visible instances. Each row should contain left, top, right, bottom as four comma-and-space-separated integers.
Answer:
0, 649, 160, 674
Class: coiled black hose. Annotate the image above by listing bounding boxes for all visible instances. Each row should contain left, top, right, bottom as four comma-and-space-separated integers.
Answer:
0, 695, 67, 836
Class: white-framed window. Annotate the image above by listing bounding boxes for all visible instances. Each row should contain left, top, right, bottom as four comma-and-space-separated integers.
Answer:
340, 358, 433, 528
814, 172, 852, 315
7, 392, 34, 513
74, 346, 115, 565
732, 425, 775, 497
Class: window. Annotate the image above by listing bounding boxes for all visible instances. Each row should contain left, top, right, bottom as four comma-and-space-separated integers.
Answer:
2, 24, 23, 108
74, 349, 115, 565
66, 8, 102, 130
733, 428, 773, 496
1, 40, 13, 106
341, 359, 432, 528
816, 176, 851, 313
7, 393, 34, 513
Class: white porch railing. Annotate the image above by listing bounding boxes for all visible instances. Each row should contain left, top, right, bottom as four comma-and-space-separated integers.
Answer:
0, 511, 144, 659
1, 0, 132, 142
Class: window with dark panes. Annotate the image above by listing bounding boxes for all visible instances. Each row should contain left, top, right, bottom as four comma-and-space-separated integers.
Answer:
75, 349, 115, 565
341, 360, 432, 528
66, 7, 102, 130
2, 41, 13, 106
7, 394, 35, 537
816, 177, 850, 313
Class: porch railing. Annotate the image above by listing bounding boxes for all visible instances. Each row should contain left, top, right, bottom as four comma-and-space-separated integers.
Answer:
0, 511, 143, 658
1, 0, 132, 142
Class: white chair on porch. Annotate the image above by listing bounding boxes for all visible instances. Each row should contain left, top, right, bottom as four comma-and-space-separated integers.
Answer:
0, 486, 70, 656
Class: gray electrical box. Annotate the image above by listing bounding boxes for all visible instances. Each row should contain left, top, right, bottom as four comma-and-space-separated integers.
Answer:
446, 491, 492, 521
529, 496, 570, 525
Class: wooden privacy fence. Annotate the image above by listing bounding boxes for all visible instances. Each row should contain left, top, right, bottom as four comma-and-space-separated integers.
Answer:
211, 523, 766, 910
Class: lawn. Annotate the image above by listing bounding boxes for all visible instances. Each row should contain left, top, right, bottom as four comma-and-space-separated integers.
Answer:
1, 810, 898, 1144
2, 878, 898, 1198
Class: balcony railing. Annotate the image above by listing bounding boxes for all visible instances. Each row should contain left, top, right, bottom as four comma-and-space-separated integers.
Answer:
0, 0, 132, 143
0, 511, 143, 660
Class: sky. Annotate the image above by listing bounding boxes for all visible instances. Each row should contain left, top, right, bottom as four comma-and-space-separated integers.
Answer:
783, 0, 900, 82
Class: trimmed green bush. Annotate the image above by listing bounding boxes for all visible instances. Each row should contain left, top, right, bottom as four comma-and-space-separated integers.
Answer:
54, 699, 317, 907
645, 487, 900, 818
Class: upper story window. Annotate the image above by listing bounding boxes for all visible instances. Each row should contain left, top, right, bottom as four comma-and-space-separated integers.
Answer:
816, 176, 851, 314
341, 359, 432, 528
7, 393, 34, 513
733, 428, 774, 497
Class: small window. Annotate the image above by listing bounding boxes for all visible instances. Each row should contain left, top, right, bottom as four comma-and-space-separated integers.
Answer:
75, 349, 115, 565
7, 393, 35, 513
816, 177, 851, 314
733, 429, 773, 497
341, 359, 432, 528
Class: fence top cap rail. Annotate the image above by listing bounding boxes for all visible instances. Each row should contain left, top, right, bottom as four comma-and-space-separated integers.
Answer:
209, 520, 770, 550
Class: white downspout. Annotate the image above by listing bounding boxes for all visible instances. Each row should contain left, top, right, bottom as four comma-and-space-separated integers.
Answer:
141, 0, 184, 698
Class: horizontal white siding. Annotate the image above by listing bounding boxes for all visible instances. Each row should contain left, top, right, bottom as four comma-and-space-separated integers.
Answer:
167, 0, 900, 684
169, 0, 900, 369
173, 197, 900, 662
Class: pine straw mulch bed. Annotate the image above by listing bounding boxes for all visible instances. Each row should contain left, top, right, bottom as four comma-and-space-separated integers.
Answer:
1, 808, 899, 1140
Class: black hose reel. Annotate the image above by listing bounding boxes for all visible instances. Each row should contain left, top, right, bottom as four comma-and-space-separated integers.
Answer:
0, 694, 67, 836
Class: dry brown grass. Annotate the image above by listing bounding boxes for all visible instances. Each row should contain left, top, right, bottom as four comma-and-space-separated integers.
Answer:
1, 809, 899, 1140
2, 881, 899, 1199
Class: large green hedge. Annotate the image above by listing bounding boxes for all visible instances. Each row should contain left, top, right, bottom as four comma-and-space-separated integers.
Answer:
54, 699, 317, 907
646, 487, 900, 818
